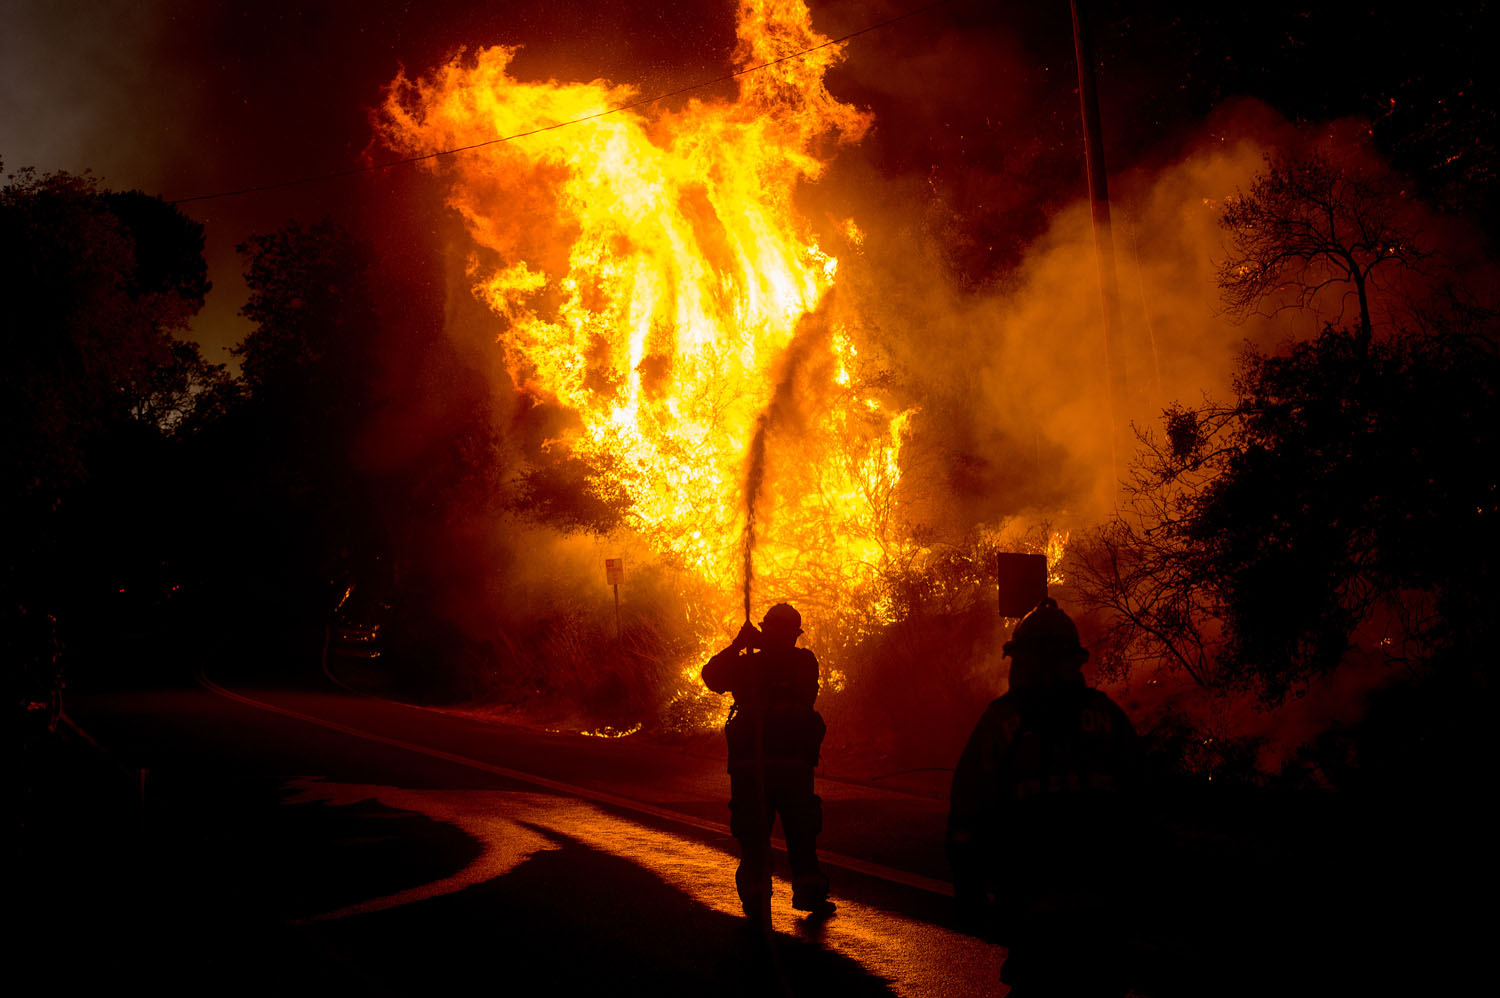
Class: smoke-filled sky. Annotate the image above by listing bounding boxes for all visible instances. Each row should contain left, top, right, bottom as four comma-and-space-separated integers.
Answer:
3, 0, 1492, 370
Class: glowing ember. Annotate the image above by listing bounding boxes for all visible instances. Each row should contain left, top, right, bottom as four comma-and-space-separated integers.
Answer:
564, 724, 645, 740
380, 1, 916, 648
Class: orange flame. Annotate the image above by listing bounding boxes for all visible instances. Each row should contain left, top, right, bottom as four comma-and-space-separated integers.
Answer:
379, 0, 918, 654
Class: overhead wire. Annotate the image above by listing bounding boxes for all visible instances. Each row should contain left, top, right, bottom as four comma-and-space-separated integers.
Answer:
168, 0, 953, 206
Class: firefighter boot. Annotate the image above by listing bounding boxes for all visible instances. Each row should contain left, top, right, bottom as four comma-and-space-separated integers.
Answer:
792, 882, 836, 917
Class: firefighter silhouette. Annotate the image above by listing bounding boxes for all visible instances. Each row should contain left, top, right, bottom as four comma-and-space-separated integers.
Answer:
947, 598, 1141, 997
702, 602, 834, 920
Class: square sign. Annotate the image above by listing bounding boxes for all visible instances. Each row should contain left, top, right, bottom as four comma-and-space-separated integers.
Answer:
605, 558, 624, 586
997, 552, 1048, 617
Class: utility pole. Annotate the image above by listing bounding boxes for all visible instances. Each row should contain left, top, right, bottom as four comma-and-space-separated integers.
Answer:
1070, 0, 1128, 490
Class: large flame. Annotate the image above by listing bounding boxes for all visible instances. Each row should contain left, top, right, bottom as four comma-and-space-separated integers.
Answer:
380, 0, 918, 646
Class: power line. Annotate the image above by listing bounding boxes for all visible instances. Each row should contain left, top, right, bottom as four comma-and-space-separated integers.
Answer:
169, 0, 952, 206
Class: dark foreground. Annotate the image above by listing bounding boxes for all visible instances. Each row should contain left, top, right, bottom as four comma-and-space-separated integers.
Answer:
16, 671, 992, 997
15, 666, 1485, 997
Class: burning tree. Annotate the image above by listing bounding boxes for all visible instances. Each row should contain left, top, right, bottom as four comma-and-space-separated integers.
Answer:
374, 0, 930, 711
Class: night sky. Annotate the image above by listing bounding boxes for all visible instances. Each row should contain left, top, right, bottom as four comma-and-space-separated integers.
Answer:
4, 1, 1493, 367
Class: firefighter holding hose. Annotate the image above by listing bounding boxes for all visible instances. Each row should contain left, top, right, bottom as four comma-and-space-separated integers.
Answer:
703, 602, 834, 920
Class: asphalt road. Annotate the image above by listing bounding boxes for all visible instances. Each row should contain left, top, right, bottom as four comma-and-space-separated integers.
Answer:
24, 663, 1472, 997
19, 666, 1005, 997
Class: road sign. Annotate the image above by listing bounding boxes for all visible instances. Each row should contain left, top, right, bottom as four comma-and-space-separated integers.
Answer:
997, 552, 1048, 617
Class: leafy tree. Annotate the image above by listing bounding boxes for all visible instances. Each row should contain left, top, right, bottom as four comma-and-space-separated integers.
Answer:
1076, 324, 1497, 704
1, 164, 230, 675
224, 221, 388, 612
235, 220, 381, 459
1, 167, 221, 502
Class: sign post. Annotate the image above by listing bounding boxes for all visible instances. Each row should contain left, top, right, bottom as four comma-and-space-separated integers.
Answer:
605, 558, 624, 641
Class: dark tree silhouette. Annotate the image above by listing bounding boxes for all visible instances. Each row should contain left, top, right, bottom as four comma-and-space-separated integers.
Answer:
1076, 151, 1497, 713
221, 221, 389, 631
1, 168, 221, 501
1216, 151, 1427, 345
225, 219, 516, 694
2, 165, 232, 678
235, 220, 382, 454
1076, 323, 1497, 704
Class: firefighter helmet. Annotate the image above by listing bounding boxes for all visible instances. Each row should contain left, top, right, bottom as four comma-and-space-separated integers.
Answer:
1003, 598, 1088, 665
761, 602, 803, 634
